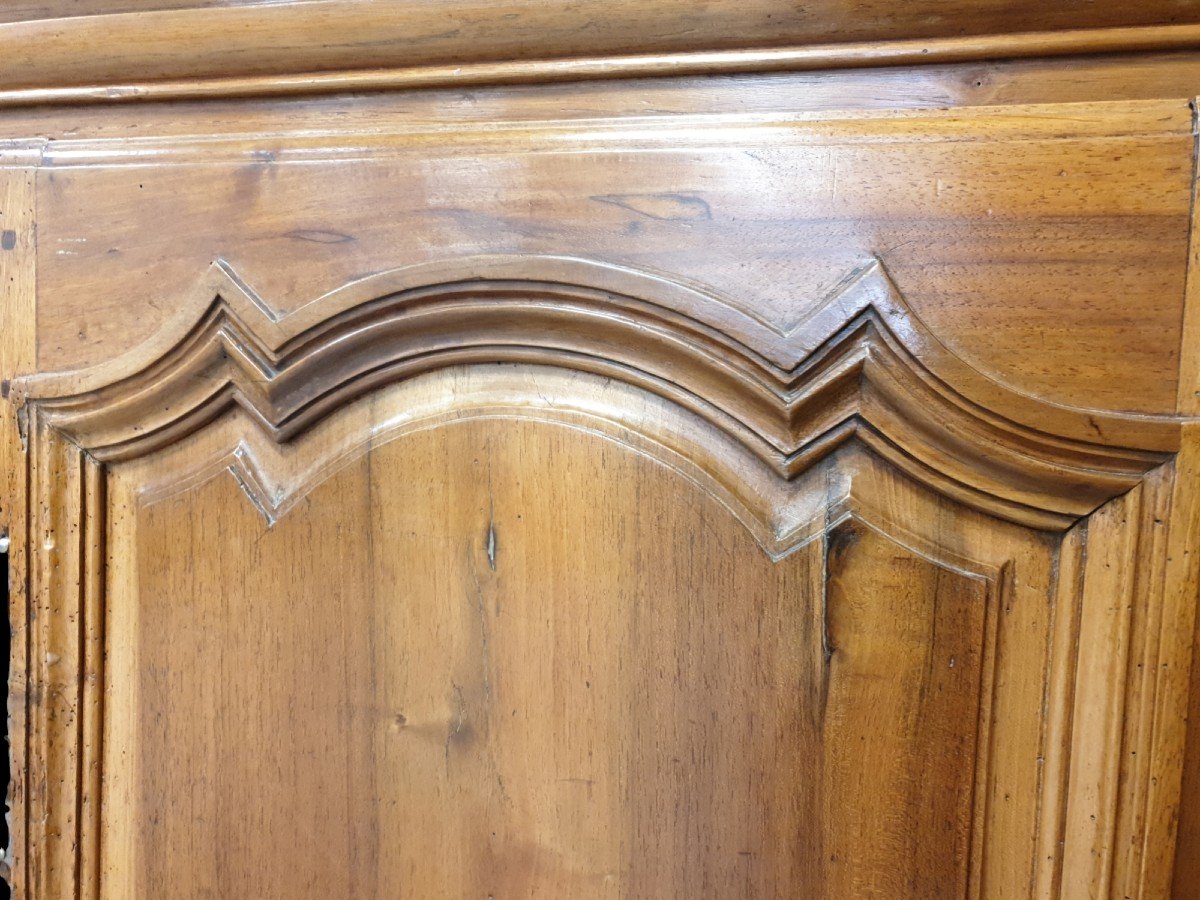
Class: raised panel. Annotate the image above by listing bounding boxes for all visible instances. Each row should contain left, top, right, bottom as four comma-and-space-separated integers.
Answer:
21, 97, 1192, 416
15, 255, 1174, 532
115, 401, 1006, 898
4, 78, 1198, 897
9, 230, 1190, 895
822, 519, 991, 897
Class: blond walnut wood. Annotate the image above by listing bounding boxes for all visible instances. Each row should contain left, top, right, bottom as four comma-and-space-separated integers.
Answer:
1, 4, 1200, 101
2, 6, 1200, 900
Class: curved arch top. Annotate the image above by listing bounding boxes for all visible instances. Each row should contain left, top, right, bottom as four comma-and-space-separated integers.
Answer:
11, 253, 1180, 530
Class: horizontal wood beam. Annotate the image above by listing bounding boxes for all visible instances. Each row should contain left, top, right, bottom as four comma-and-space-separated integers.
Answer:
1, 8, 1200, 107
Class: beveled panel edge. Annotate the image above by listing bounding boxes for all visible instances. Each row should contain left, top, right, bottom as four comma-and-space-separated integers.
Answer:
4, 57, 1200, 150
0, 165, 36, 900
1, 98, 1188, 168
8, 254, 1180, 531
1, 19, 1199, 108
18, 418, 104, 900
115, 422, 1007, 896
113, 364, 1009, 562
18, 376, 1191, 900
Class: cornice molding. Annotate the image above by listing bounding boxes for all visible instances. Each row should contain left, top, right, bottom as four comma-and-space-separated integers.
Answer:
11, 254, 1180, 530
0, 13, 1198, 107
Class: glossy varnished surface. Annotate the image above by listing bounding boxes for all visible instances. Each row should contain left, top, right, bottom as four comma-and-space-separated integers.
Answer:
4, 6, 1200, 899
114, 397, 1020, 897
5, 0, 1199, 32
17, 93, 1194, 419
1, 1, 1199, 100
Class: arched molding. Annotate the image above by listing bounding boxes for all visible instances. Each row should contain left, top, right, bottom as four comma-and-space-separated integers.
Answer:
12, 253, 1180, 530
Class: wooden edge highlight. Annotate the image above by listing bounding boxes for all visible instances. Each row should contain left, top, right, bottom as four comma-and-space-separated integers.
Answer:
0, 23, 1199, 108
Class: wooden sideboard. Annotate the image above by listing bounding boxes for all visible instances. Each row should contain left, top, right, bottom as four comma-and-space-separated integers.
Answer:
3, 3, 1200, 897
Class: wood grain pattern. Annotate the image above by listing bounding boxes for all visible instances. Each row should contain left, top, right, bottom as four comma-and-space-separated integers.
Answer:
0, 167, 36, 898
0, 0, 258, 20
18, 97, 1193, 417
109, 407, 1025, 898
2, 7, 1199, 898
6, 53, 1200, 140
21, 418, 103, 900
13, 354, 1189, 898
821, 518, 991, 898
12, 252, 1178, 534
1169, 94, 1200, 895
1, 5, 1200, 106
5, 0, 1199, 33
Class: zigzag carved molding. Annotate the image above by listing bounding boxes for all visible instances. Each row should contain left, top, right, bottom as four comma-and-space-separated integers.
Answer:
11, 254, 1180, 530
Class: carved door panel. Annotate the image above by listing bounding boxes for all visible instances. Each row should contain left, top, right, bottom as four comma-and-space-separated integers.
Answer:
3, 87, 1199, 900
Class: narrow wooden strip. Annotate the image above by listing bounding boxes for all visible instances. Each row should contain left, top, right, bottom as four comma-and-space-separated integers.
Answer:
1136, 434, 1200, 898
26, 417, 44, 900
27, 425, 89, 899
0, 23, 1199, 108
1032, 524, 1087, 899
1111, 465, 1175, 897
1060, 485, 1144, 895
1170, 97, 1200, 898
13, 99, 1188, 170
0, 0, 1194, 38
967, 560, 1009, 900
78, 460, 105, 900
4, 54, 1200, 148
1178, 99, 1200, 418
0, 167, 35, 898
